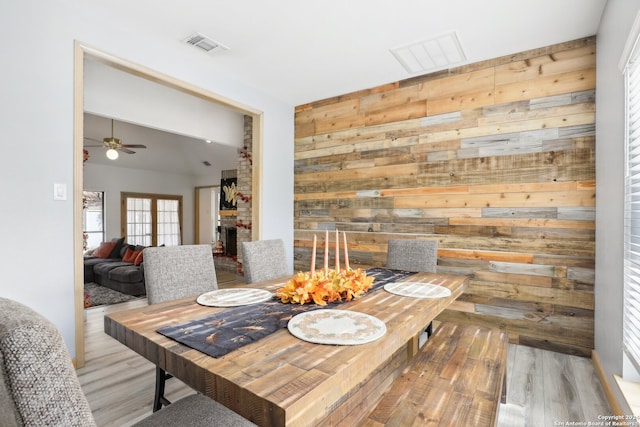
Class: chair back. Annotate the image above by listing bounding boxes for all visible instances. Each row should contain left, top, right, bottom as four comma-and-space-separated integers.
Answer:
241, 239, 290, 283
0, 298, 96, 427
144, 245, 218, 304
386, 239, 438, 272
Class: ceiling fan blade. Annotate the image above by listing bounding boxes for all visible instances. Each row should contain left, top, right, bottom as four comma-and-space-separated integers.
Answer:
84, 145, 104, 148
86, 120, 147, 154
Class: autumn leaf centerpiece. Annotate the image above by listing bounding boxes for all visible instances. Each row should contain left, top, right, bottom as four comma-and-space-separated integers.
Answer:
276, 230, 374, 305
276, 268, 373, 305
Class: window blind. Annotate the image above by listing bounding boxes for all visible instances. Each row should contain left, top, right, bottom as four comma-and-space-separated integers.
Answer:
624, 42, 640, 373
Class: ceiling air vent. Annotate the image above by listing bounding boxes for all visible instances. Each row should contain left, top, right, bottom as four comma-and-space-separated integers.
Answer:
183, 33, 229, 55
390, 31, 466, 75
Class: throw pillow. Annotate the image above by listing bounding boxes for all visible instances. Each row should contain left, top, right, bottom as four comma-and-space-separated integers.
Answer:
93, 241, 116, 259
109, 237, 126, 259
122, 248, 141, 263
134, 250, 144, 266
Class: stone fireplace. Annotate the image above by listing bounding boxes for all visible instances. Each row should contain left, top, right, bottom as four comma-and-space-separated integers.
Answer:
214, 214, 238, 272
212, 116, 253, 276
221, 221, 237, 256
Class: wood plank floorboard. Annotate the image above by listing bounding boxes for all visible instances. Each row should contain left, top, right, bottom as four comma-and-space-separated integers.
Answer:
77, 275, 612, 427
497, 343, 612, 426
542, 346, 584, 424
570, 355, 614, 422
503, 344, 547, 426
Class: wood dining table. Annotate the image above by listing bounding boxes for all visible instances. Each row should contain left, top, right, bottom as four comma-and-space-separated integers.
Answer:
104, 270, 468, 426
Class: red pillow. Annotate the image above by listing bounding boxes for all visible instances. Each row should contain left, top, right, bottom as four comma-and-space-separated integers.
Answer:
93, 241, 116, 259
122, 248, 141, 263
134, 250, 144, 266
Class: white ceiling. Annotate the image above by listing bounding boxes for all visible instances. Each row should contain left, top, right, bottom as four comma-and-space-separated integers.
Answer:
91, 0, 607, 106
84, 0, 607, 175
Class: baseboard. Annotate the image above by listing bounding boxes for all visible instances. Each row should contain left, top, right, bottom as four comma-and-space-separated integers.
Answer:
592, 349, 625, 416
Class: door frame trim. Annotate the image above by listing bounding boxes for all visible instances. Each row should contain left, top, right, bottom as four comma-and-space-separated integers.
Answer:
73, 41, 264, 366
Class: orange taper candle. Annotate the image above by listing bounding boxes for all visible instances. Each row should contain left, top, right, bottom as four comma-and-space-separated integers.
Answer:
335, 229, 340, 271
343, 231, 350, 270
310, 234, 316, 275
324, 230, 329, 273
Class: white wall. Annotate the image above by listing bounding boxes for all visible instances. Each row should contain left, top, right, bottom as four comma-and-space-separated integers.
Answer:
84, 61, 245, 148
0, 0, 293, 357
595, 0, 640, 412
84, 163, 197, 245
196, 187, 218, 244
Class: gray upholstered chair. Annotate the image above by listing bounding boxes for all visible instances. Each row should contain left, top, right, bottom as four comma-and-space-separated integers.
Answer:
0, 297, 256, 427
143, 244, 219, 412
241, 239, 290, 283
144, 244, 218, 305
386, 239, 438, 341
0, 298, 96, 427
386, 239, 438, 273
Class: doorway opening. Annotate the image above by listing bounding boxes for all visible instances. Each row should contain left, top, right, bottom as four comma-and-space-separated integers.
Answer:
73, 42, 263, 367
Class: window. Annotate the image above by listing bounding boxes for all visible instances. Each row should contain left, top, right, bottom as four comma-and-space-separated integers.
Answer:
624, 39, 640, 374
122, 193, 182, 247
126, 196, 152, 246
157, 199, 181, 246
82, 191, 104, 252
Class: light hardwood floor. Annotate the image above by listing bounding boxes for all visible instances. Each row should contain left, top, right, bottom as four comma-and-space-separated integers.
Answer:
497, 343, 612, 426
77, 278, 612, 427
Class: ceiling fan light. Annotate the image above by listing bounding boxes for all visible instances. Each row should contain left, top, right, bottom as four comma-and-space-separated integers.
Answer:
106, 148, 119, 160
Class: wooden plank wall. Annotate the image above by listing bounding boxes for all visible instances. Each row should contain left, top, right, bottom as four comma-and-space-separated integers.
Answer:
293, 37, 596, 357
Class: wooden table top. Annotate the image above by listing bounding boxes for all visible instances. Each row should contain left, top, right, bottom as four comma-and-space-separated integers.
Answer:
104, 271, 468, 426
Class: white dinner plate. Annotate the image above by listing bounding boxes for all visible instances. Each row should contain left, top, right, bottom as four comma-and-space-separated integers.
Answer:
287, 309, 386, 345
196, 288, 272, 307
384, 281, 452, 299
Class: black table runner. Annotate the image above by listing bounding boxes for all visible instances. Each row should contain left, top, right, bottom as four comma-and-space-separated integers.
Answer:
157, 268, 414, 358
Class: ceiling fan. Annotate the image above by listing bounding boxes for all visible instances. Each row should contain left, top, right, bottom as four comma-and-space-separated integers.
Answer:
84, 119, 147, 160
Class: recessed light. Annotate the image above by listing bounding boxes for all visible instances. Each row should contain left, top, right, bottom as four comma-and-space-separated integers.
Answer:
206, 140, 212, 144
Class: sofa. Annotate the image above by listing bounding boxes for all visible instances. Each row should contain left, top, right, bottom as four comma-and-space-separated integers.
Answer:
83, 237, 146, 296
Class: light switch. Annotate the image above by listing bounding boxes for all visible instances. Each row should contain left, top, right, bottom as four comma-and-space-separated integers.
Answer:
54, 183, 67, 201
